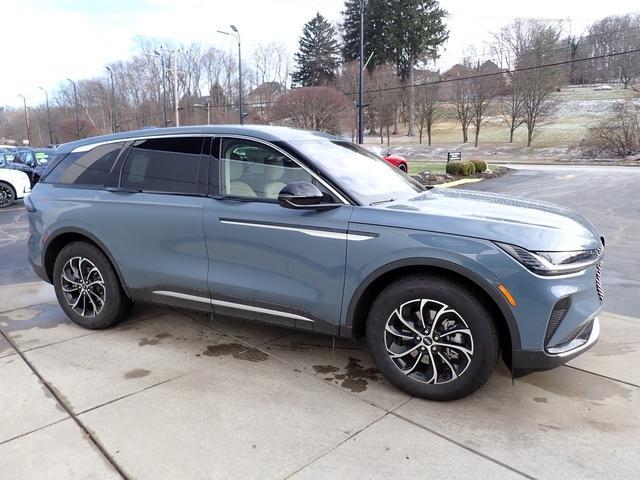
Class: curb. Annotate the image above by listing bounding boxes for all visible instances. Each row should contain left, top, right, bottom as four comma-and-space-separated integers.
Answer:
435, 178, 484, 188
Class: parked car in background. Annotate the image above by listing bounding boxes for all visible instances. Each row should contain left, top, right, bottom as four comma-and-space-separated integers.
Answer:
0, 168, 31, 208
27, 126, 603, 401
365, 145, 408, 172
7, 148, 57, 186
0, 148, 17, 166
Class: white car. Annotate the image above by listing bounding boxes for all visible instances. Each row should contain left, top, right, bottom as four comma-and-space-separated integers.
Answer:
0, 168, 31, 208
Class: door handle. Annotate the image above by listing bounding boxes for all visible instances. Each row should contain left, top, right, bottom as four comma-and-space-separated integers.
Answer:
104, 186, 142, 193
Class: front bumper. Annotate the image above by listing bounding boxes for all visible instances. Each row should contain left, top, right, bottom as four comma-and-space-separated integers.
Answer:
511, 316, 600, 377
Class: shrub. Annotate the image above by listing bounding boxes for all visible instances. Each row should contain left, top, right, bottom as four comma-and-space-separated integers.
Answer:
446, 161, 463, 175
460, 161, 476, 176
471, 160, 488, 173
446, 161, 476, 176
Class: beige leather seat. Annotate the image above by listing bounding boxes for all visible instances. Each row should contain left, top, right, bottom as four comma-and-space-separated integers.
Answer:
263, 157, 286, 199
228, 161, 256, 197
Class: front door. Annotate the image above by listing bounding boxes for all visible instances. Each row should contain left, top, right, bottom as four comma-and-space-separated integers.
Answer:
203, 137, 352, 334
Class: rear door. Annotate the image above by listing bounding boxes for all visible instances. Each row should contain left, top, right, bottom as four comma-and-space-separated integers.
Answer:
90, 136, 211, 310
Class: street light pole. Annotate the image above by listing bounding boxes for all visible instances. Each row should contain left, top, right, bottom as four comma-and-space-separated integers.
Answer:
67, 78, 80, 139
218, 26, 244, 125
358, 0, 365, 144
38, 87, 54, 145
172, 49, 180, 127
154, 50, 168, 127
105, 66, 117, 133
17, 94, 32, 146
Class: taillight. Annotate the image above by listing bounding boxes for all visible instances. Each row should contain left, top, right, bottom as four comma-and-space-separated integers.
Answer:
24, 195, 36, 213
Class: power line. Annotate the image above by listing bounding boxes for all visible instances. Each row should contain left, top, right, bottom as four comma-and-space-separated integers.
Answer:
347, 47, 640, 96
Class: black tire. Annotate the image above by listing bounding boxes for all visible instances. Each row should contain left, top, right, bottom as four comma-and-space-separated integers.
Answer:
53, 241, 132, 329
366, 274, 499, 401
398, 163, 407, 173
0, 181, 16, 208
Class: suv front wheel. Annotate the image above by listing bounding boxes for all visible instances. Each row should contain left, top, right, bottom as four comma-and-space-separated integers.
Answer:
366, 275, 499, 401
53, 241, 132, 329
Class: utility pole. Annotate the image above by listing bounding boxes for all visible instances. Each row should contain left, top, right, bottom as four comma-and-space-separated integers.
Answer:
218, 26, 244, 125
357, 0, 365, 144
154, 50, 168, 126
105, 66, 117, 133
67, 78, 80, 139
17, 94, 32, 146
38, 87, 54, 145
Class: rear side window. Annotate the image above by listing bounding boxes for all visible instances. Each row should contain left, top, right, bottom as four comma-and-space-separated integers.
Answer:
121, 137, 204, 194
45, 143, 123, 186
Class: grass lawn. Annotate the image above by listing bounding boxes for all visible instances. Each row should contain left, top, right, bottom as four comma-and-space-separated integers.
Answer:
408, 161, 448, 175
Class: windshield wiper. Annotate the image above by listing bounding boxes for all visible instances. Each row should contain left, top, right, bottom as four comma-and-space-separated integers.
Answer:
370, 198, 395, 206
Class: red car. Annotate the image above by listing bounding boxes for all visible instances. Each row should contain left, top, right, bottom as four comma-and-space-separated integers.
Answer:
366, 146, 408, 172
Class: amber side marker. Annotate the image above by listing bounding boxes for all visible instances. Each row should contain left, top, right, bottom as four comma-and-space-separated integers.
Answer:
498, 284, 517, 307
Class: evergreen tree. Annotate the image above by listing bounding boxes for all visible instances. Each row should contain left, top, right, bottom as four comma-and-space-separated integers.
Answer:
341, 0, 392, 72
340, 0, 448, 134
292, 13, 341, 87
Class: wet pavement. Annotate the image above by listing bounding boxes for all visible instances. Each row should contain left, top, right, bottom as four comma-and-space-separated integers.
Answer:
0, 282, 638, 479
1, 166, 639, 478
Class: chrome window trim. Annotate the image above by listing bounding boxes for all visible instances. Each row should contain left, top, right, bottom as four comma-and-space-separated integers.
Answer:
219, 219, 375, 241
71, 134, 213, 153
218, 134, 351, 205
152, 290, 315, 323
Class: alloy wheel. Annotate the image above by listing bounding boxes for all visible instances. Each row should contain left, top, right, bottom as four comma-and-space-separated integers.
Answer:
0, 184, 14, 207
384, 299, 474, 384
61, 256, 106, 317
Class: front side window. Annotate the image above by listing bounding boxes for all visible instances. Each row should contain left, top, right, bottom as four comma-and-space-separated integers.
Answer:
121, 137, 204, 194
44, 143, 124, 186
218, 138, 315, 199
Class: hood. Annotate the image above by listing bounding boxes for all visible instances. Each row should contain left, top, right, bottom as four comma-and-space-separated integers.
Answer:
351, 188, 600, 251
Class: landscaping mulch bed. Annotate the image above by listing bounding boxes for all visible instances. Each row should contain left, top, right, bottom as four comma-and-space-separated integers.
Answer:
412, 166, 511, 186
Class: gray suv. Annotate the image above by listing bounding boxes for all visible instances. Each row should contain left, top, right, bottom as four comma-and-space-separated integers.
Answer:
26, 126, 604, 400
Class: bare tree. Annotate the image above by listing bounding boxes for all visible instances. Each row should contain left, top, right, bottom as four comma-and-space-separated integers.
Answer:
583, 101, 640, 157
448, 65, 475, 143
370, 64, 400, 146
501, 76, 526, 143
586, 14, 640, 87
414, 80, 440, 145
469, 63, 500, 147
272, 86, 351, 133
493, 20, 564, 146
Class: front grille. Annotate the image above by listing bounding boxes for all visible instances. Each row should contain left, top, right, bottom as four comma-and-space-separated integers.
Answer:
595, 241, 605, 303
545, 296, 571, 346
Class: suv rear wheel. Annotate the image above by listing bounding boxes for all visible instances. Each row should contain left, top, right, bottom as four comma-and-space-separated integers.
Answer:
366, 275, 499, 401
53, 241, 132, 329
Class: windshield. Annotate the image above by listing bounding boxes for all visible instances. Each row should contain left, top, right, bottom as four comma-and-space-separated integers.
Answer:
291, 140, 422, 205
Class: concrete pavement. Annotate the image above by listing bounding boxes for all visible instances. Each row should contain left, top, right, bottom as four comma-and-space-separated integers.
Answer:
1, 281, 638, 479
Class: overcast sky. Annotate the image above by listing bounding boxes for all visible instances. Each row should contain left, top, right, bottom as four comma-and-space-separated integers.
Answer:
2, 0, 638, 107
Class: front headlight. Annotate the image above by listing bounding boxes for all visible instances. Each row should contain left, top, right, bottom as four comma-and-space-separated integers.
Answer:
496, 242, 601, 276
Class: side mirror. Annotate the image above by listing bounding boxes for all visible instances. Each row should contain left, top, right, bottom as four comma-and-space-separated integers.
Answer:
278, 181, 341, 211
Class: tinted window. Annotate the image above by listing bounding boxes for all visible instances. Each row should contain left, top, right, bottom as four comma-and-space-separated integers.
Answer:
45, 143, 123, 186
121, 137, 204, 194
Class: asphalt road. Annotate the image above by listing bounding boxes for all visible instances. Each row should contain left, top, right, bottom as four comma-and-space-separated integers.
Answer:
464, 164, 640, 318
1, 164, 637, 317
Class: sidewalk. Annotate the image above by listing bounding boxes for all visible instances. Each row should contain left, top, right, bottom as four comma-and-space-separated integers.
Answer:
1, 281, 638, 479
